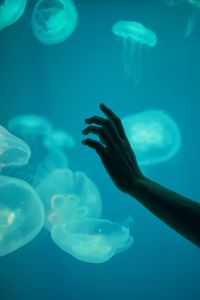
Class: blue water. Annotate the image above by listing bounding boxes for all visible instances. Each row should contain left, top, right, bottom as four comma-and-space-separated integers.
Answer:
0, 0, 200, 299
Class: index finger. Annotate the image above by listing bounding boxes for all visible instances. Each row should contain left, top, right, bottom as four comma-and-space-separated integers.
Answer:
100, 103, 119, 121
100, 103, 127, 139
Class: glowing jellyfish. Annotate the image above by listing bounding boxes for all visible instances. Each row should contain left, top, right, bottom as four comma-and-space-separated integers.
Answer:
31, 0, 78, 45
51, 218, 133, 263
35, 149, 69, 183
43, 129, 75, 150
36, 168, 102, 229
0, 0, 27, 31
7, 114, 52, 140
112, 21, 157, 85
122, 109, 182, 165
0, 176, 44, 257
161, 0, 185, 6
0, 125, 30, 169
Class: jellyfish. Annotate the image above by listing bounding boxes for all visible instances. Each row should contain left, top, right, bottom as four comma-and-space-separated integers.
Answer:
31, 0, 78, 45
36, 168, 102, 229
43, 129, 75, 151
0, 125, 30, 169
51, 218, 133, 263
112, 21, 157, 85
0, 176, 44, 257
0, 0, 27, 31
7, 114, 52, 171
35, 149, 69, 184
161, 0, 185, 6
7, 114, 52, 140
122, 109, 182, 166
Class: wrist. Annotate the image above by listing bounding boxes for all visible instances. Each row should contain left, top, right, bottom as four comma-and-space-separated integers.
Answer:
126, 174, 149, 199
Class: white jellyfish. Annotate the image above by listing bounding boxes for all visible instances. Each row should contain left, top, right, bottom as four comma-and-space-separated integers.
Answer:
36, 168, 102, 229
0, 0, 27, 31
122, 109, 182, 165
35, 149, 69, 184
7, 114, 52, 140
0, 176, 44, 257
51, 218, 133, 264
43, 129, 75, 151
31, 0, 78, 45
112, 21, 157, 85
0, 125, 30, 169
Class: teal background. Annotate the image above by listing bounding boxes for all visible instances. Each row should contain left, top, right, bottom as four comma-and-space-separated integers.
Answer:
0, 0, 200, 299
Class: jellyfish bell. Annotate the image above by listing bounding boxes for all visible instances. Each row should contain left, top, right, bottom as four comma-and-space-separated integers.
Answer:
122, 109, 182, 166
51, 218, 133, 264
36, 168, 102, 229
112, 21, 157, 47
31, 0, 78, 45
35, 149, 69, 184
7, 114, 52, 140
0, 0, 27, 31
43, 129, 75, 151
112, 21, 157, 84
0, 175, 44, 257
0, 125, 31, 169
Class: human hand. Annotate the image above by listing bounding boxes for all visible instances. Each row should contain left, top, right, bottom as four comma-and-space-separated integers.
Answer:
82, 104, 144, 195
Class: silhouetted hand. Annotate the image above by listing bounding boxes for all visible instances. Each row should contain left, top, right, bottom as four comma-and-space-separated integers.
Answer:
82, 103, 144, 194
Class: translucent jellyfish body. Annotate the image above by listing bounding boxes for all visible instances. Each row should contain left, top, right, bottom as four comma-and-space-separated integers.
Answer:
161, 0, 185, 6
36, 168, 102, 229
31, 0, 78, 45
0, 176, 44, 257
51, 218, 133, 263
112, 21, 157, 84
36, 149, 69, 183
0, 0, 27, 31
43, 129, 75, 150
8, 114, 52, 140
0, 125, 30, 169
122, 109, 182, 165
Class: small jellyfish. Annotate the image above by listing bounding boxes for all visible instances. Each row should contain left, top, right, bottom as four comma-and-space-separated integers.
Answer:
7, 114, 52, 140
7, 114, 52, 171
0, 176, 44, 257
35, 149, 69, 183
161, 0, 185, 6
0, 125, 30, 169
36, 168, 102, 229
112, 21, 157, 85
43, 129, 75, 150
51, 218, 133, 263
122, 109, 182, 165
0, 0, 27, 31
31, 0, 78, 45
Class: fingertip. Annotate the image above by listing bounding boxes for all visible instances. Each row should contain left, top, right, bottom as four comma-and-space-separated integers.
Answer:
84, 118, 90, 124
81, 139, 87, 145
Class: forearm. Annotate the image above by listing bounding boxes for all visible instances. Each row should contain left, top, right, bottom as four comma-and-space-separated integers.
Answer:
129, 176, 200, 247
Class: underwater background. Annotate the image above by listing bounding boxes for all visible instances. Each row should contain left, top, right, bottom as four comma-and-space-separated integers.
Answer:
0, 0, 200, 299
